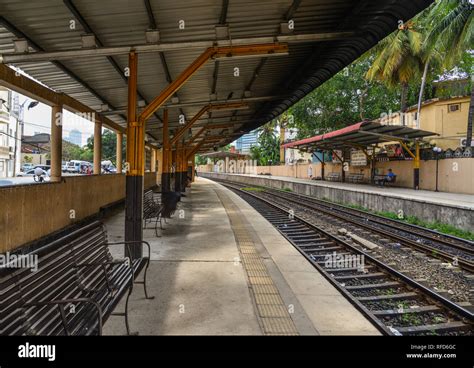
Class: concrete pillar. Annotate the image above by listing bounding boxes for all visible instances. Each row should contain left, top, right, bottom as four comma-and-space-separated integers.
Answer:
50, 105, 63, 182
116, 132, 123, 173
93, 118, 102, 175
151, 148, 157, 172
191, 157, 196, 182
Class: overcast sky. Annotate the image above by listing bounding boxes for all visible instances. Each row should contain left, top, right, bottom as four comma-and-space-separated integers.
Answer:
21, 96, 95, 147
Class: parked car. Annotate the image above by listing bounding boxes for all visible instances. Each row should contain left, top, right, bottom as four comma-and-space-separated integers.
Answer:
101, 160, 117, 174
17, 165, 50, 177
21, 163, 35, 172
66, 160, 91, 174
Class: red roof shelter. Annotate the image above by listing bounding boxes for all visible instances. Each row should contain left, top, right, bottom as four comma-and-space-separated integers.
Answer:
282, 121, 437, 189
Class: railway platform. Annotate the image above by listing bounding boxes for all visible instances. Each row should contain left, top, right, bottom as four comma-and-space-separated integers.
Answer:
201, 172, 474, 232
102, 177, 380, 335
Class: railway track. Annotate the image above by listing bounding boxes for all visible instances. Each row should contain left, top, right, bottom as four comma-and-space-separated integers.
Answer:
217, 180, 474, 336
212, 178, 474, 273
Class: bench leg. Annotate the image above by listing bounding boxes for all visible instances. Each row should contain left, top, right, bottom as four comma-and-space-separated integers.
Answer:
113, 288, 138, 335
135, 259, 155, 300
154, 217, 162, 238
111, 278, 138, 335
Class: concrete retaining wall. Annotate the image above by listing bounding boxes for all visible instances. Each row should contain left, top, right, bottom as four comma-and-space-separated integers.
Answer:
202, 172, 473, 232
0, 172, 158, 252
199, 157, 474, 195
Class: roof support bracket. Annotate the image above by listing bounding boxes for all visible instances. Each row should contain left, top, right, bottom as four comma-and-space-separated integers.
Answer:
138, 43, 288, 124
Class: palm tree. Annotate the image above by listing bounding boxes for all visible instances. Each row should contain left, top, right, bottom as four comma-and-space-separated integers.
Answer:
424, 0, 473, 145
366, 21, 425, 125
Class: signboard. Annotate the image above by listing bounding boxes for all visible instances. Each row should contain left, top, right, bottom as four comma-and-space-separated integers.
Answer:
386, 144, 404, 158
332, 150, 343, 163
350, 150, 367, 166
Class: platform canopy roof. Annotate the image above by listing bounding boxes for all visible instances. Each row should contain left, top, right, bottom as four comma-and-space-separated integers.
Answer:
0, 0, 433, 153
282, 121, 438, 152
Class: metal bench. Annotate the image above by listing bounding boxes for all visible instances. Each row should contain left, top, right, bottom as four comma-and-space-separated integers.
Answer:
143, 190, 165, 236
374, 174, 397, 186
347, 173, 365, 183
326, 173, 341, 182
0, 221, 153, 336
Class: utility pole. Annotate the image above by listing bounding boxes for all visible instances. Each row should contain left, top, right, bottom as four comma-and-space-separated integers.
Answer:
12, 98, 39, 176
12, 100, 27, 176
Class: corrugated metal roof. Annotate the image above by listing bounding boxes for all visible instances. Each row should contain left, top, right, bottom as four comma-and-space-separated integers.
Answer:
282, 121, 438, 151
0, 0, 434, 151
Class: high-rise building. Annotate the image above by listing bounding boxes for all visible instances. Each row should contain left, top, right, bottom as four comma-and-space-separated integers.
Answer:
235, 130, 258, 154
66, 129, 82, 146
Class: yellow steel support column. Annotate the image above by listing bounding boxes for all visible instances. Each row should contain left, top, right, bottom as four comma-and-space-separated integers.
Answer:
124, 50, 144, 255
93, 117, 102, 175
174, 141, 182, 192
181, 139, 188, 191
50, 105, 63, 182
171, 145, 177, 190
414, 141, 420, 190
161, 109, 171, 192
116, 132, 123, 173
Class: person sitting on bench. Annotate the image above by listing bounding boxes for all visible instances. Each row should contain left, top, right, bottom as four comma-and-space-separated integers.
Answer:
383, 168, 396, 186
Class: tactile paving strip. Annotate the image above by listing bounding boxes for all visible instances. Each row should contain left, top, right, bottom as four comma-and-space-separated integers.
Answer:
215, 188, 298, 336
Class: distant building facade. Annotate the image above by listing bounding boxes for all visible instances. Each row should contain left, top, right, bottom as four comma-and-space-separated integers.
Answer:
284, 128, 313, 164
235, 130, 258, 154
66, 129, 82, 146
375, 95, 471, 150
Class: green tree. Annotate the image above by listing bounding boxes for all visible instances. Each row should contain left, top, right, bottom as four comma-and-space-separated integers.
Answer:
85, 129, 125, 165
250, 124, 280, 165
424, 0, 473, 145
366, 20, 426, 125
62, 140, 84, 161
287, 57, 415, 139
195, 155, 208, 165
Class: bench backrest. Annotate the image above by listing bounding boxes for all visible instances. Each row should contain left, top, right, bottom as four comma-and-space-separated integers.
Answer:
143, 190, 156, 218
0, 221, 109, 335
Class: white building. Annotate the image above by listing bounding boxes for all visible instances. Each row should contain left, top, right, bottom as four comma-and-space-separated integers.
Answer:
284, 128, 312, 165
0, 87, 21, 178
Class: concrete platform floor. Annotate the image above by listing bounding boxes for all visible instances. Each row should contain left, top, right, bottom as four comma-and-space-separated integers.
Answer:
102, 177, 380, 336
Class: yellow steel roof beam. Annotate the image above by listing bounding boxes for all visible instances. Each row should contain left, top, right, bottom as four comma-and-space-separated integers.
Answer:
138, 43, 288, 124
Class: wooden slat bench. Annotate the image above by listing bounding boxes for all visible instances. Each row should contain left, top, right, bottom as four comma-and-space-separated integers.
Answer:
0, 221, 153, 336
